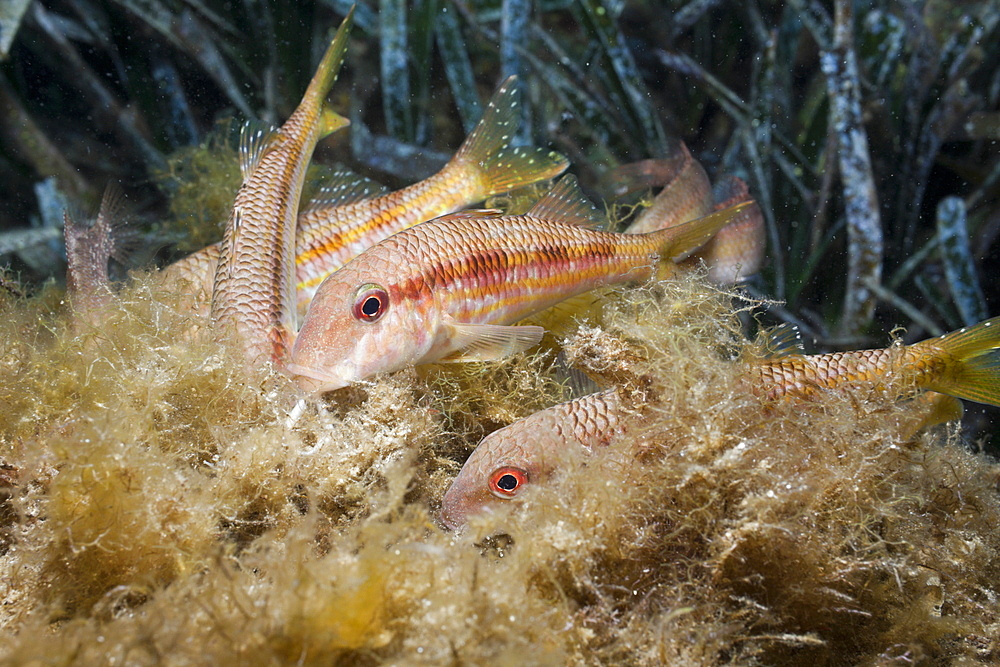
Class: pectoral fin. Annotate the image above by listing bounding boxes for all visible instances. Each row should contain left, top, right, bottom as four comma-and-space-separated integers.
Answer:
441, 320, 545, 362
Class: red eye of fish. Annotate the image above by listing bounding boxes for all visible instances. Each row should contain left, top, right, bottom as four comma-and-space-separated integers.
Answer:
489, 467, 528, 499
352, 284, 389, 323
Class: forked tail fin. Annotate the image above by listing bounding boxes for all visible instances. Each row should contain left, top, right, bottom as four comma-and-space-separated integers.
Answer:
649, 201, 753, 280
454, 76, 568, 197
924, 317, 1000, 406
307, 7, 354, 137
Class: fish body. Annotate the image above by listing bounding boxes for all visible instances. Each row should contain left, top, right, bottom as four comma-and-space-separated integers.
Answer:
752, 318, 1000, 405
683, 176, 765, 285
210, 11, 352, 367
161, 77, 568, 319
441, 389, 623, 529
441, 317, 1000, 528
618, 145, 765, 285
293, 76, 569, 310
621, 143, 713, 235
288, 176, 747, 392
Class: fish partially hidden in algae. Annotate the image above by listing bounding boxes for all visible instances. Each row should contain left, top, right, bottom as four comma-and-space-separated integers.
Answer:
288, 176, 751, 392
210, 10, 353, 367
441, 317, 1000, 528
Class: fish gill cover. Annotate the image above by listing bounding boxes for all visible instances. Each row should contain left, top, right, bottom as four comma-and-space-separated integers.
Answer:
1, 0, 999, 664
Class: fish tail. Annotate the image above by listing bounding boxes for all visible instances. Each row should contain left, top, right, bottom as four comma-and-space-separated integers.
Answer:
454, 76, 568, 196
684, 176, 766, 285
306, 7, 354, 137
923, 317, 1000, 406
649, 200, 753, 279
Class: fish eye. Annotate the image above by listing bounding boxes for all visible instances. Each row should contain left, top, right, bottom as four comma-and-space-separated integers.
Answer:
489, 467, 528, 499
352, 284, 389, 323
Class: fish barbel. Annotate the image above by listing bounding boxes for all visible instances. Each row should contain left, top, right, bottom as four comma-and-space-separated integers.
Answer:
210, 10, 353, 367
441, 317, 1000, 528
160, 76, 567, 318
288, 175, 749, 392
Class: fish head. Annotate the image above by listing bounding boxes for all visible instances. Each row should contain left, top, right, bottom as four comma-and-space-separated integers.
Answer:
440, 421, 551, 530
288, 260, 435, 392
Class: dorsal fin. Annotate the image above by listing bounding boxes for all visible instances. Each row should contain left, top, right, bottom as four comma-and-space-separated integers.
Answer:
302, 167, 389, 213
754, 323, 804, 358
239, 120, 278, 182
526, 175, 602, 228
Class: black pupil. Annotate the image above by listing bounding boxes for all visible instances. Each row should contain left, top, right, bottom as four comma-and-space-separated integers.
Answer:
362, 296, 381, 317
497, 474, 519, 491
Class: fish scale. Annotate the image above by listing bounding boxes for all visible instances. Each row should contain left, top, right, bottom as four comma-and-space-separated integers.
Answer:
292, 77, 568, 308
383, 214, 661, 325
754, 344, 949, 401
441, 389, 624, 529
441, 317, 1000, 529
161, 76, 568, 319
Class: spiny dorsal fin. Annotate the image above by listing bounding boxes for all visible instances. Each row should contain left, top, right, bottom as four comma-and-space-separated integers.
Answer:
441, 320, 545, 362
239, 120, 278, 182
96, 183, 140, 264
302, 167, 389, 213
526, 175, 602, 228
754, 323, 804, 358
553, 350, 603, 398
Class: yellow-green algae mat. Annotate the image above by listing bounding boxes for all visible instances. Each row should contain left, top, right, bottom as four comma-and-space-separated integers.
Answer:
1, 272, 998, 665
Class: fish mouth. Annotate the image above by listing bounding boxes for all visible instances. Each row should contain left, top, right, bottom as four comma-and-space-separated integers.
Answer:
285, 362, 351, 393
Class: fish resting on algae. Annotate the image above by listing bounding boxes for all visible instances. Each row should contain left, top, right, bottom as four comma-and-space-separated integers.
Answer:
288, 176, 751, 392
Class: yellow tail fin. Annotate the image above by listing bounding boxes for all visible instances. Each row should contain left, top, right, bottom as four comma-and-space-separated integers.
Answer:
925, 317, 1000, 406
649, 201, 753, 281
307, 7, 354, 137
454, 76, 568, 196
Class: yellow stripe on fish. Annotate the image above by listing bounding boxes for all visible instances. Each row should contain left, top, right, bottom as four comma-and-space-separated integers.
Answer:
288, 175, 749, 392
293, 75, 569, 311
160, 76, 568, 320
211, 10, 353, 367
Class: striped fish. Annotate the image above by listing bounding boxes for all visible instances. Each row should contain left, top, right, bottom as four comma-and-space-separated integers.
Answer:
159, 77, 568, 320
288, 175, 748, 392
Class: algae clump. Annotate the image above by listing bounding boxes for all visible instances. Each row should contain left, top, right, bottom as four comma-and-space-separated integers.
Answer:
0, 269, 997, 664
